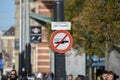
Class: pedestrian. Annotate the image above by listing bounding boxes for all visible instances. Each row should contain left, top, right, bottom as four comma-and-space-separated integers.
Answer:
36, 72, 43, 80
43, 72, 55, 80
101, 70, 108, 80
20, 71, 28, 80
43, 73, 52, 80
107, 71, 116, 80
75, 77, 81, 80
67, 74, 73, 80
75, 75, 85, 80
7, 69, 19, 80
50, 72, 55, 80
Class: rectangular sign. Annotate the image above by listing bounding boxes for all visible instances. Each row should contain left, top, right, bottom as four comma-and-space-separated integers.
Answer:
30, 26, 42, 43
51, 22, 71, 30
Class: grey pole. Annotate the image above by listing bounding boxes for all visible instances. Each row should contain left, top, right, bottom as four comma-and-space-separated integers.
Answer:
26, 0, 30, 43
21, 0, 26, 72
19, 0, 22, 75
54, 0, 66, 80
23, 0, 26, 59
22, 0, 26, 72
19, 0, 22, 55
25, 0, 32, 75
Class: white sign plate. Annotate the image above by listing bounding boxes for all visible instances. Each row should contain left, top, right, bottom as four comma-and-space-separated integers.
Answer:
51, 22, 71, 30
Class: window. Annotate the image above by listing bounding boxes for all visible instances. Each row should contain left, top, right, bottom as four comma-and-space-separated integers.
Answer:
2, 40, 8, 47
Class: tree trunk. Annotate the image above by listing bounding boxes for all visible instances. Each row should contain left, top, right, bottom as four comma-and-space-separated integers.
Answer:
105, 41, 109, 70
89, 56, 93, 80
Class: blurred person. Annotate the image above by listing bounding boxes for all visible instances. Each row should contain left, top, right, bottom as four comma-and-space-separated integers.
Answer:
20, 71, 28, 80
45, 72, 54, 80
43, 73, 47, 80
4, 72, 11, 80
43, 72, 53, 80
2, 75, 9, 80
75, 77, 81, 80
75, 75, 85, 80
50, 72, 54, 80
36, 72, 43, 80
107, 71, 114, 80
101, 70, 108, 80
7, 70, 19, 80
107, 71, 119, 80
67, 74, 73, 80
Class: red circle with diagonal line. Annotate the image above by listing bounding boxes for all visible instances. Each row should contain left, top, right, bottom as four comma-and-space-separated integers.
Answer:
50, 30, 73, 53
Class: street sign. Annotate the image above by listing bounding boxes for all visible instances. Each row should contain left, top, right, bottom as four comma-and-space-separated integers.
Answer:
30, 26, 42, 43
51, 22, 71, 30
50, 30, 73, 53
0, 59, 2, 69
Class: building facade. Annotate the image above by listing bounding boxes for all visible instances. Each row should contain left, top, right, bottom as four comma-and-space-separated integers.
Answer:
30, 0, 53, 74
1, 27, 15, 75
15, 0, 53, 74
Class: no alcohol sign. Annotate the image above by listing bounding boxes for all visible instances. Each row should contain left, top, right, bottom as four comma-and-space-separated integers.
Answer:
50, 30, 73, 53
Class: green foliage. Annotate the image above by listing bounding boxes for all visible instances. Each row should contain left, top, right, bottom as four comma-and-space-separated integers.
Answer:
45, 0, 120, 56
70, 0, 120, 56
64, 0, 85, 20
45, 23, 53, 41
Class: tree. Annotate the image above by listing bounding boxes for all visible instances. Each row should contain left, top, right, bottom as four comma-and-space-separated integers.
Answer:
71, 0, 120, 70
64, 0, 85, 21
64, 0, 120, 79
46, 0, 120, 66
45, 0, 120, 79
46, 0, 85, 42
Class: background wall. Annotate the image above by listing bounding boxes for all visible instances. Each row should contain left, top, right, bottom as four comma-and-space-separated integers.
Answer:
109, 50, 120, 80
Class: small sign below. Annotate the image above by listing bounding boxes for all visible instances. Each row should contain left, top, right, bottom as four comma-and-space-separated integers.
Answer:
51, 22, 71, 30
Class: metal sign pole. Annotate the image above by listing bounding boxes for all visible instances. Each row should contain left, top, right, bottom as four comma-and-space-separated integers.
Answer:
25, 0, 32, 76
54, 0, 66, 80
19, 0, 22, 75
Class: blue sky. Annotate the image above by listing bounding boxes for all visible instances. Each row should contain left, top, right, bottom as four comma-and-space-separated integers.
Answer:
0, 0, 15, 30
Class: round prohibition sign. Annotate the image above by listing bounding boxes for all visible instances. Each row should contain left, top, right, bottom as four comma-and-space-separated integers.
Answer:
50, 30, 73, 53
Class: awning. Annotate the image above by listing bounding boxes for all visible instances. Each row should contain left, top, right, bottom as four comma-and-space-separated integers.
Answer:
30, 13, 51, 23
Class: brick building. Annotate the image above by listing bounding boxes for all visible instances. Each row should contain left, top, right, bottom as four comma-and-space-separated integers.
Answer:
30, 0, 53, 74
15, 0, 53, 74
1, 27, 15, 75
